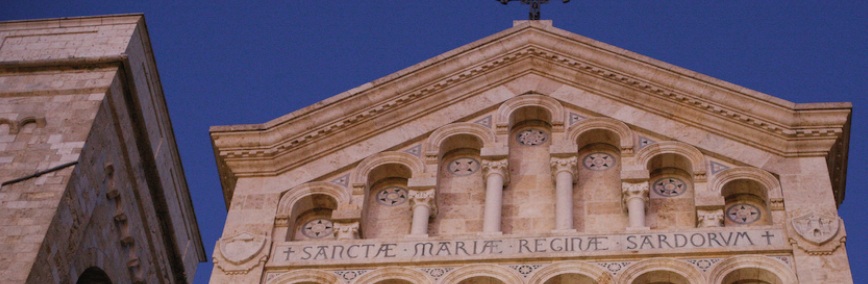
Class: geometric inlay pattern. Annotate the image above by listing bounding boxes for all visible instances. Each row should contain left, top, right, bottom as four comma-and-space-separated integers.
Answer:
726, 203, 761, 224
638, 136, 656, 149
686, 258, 721, 272
652, 177, 687, 197
569, 112, 585, 125
420, 267, 453, 280
710, 161, 730, 174
376, 187, 408, 206
474, 115, 492, 128
509, 264, 543, 278
582, 152, 616, 170
302, 219, 334, 239
516, 128, 548, 146
595, 261, 632, 275
404, 144, 422, 157
447, 157, 481, 176
334, 270, 369, 282
331, 174, 350, 187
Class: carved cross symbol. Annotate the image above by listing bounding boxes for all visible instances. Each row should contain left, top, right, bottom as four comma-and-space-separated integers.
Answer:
497, 0, 570, 20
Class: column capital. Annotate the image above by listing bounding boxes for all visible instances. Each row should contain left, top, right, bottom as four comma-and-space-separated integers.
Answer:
333, 221, 360, 240
550, 156, 578, 179
409, 189, 436, 214
696, 209, 724, 228
621, 181, 649, 206
481, 158, 510, 182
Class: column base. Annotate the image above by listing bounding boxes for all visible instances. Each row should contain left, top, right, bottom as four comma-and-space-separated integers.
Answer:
478, 231, 503, 237
405, 234, 429, 239
626, 226, 650, 232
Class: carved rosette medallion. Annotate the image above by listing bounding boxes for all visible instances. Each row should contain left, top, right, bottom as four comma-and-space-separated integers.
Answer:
376, 186, 408, 206
788, 212, 846, 255
652, 177, 687, 197
516, 128, 548, 146
214, 232, 269, 274
582, 152, 615, 171
447, 157, 481, 176
301, 219, 334, 239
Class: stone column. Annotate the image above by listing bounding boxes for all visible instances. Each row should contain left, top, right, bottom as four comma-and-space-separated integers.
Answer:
481, 158, 509, 234
622, 181, 649, 229
550, 156, 577, 231
408, 189, 436, 237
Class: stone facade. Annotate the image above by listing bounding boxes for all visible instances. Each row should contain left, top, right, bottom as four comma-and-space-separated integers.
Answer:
210, 21, 852, 283
0, 15, 205, 283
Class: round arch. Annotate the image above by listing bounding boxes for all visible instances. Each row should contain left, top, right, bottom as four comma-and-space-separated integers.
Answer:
708, 255, 797, 284
424, 122, 497, 157
276, 181, 350, 219
494, 93, 565, 130
617, 258, 703, 284
351, 151, 426, 187
352, 267, 431, 284
711, 167, 782, 200
635, 141, 707, 177
528, 261, 612, 284
440, 264, 524, 284
267, 269, 339, 284
567, 117, 635, 154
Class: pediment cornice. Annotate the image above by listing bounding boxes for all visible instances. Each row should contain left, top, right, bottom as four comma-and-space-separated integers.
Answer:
211, 21, 850, 197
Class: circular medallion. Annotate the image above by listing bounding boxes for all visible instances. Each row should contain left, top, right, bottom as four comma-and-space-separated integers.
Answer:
652, 177, 687, 197
302, 219, 334, 239
447, 157, 480, 176
376, 187, 408, 206
726, 203, 761, 224
583, 152, 616, 170
516, 128, 548, 146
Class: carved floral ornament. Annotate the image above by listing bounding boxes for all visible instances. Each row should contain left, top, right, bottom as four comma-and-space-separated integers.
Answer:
214, 232, 269, 274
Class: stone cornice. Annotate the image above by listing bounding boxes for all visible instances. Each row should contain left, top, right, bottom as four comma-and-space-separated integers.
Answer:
211, 22, 851, 200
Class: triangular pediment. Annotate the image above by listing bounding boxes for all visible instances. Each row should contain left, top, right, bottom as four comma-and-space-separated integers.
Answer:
211, 21, 850, 205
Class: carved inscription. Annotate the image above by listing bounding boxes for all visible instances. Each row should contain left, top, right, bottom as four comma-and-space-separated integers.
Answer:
272, 228, 785, 266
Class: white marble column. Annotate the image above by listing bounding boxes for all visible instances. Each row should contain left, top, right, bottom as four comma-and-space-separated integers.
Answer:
408, 189, 436, 236
550, 156, 577, 231
481, 158, 509, 234
622, 181, 649, 229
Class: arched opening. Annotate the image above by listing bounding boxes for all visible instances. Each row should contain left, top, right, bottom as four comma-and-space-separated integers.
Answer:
503, 105, 555, 234
632, 270, 689, 284
288, 194, 338, 241
721, 267, 782, 284
362, 164, 413, 239
374, 280, 414, 284
430, 134, 485, 236
76, 267, 112, 284
543, 273, 597, 284
576, 129, 624, 233
458, 276, 506, 284
722, 180, 771, 226
646, 153, 696, 230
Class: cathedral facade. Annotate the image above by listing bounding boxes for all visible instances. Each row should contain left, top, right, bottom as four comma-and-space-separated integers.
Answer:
210, 21, 852, 283
0, 15, 205, 283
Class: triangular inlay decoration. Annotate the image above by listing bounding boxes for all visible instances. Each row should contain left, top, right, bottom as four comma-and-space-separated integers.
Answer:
710, 161, 730, 175
474, 116, 492, 128
639, 136, 656, 149
404, 144, 422, 157
569, 112, 585, 125
331, 174, 350, 187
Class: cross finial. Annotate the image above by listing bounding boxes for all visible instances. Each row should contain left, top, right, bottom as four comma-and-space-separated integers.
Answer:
497, 0, 570, 20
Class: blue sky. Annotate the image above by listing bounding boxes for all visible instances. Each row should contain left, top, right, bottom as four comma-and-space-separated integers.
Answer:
2, 2, 866, 283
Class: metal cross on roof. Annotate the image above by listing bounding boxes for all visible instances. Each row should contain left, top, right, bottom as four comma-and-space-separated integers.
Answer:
497, 0, 570, 20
